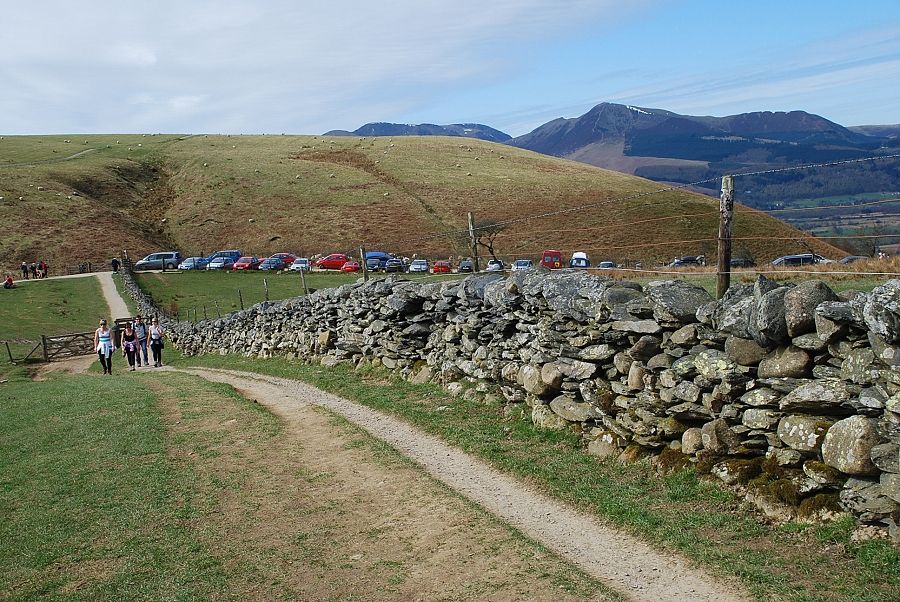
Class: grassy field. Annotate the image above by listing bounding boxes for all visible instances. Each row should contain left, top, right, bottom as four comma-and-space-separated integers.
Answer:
165, 351, 899, 602
134, 269, 464, 316
0, 276, 106, 363
0, 133, 847, 277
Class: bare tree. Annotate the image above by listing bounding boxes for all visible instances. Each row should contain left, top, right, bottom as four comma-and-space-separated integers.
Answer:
474, 220, 506, 261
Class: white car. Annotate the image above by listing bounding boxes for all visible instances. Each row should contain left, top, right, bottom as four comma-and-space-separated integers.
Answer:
408, 259, 429, 273
511, 259, 533, 271
597, 261, 617, 269
289, 258, 310, 272
486, 259, 505, 272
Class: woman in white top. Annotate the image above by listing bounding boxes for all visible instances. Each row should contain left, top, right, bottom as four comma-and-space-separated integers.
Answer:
94, 319, 115, 375
148, 318, 165, 367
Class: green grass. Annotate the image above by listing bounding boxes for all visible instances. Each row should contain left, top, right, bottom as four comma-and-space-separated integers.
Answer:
0, 369, 231, 600
134, 270, 464, 316
167, 351, 900, 602
0, 276, 105, 362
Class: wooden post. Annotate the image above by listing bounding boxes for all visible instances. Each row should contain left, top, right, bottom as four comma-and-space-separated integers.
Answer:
468, 211, 480, 272
41, 335, 48, 362
203, 305, 208, 320
238, 289, 244, 310
214, 301, 221, 318
5, 341, 13, 363
359, 246, 369, 282
263, 278, 269, 301
717, 175, 735, 299
299, 267, 309, 295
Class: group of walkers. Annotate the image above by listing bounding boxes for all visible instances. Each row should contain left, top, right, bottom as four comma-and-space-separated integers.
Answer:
93, 314, 166, 375
20, 260, 49, 280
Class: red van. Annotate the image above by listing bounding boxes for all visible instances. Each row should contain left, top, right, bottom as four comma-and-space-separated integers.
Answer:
540, 250, 563, 269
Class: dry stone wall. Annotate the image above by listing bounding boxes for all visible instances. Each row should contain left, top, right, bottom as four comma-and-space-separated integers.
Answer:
124, 269, 900, 537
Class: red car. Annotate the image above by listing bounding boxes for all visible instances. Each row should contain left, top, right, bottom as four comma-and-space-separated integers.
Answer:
341, 261, 361, 272
314, 253, 350, 270
233, 256, 261, 270
540, 249, 563, 269
270, 252, 297, 265
432, 261, 451, 273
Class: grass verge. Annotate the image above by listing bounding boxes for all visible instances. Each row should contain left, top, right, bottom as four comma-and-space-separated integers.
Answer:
168, 351, 900, 602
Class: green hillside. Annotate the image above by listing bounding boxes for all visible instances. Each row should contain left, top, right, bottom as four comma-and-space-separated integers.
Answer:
0, 134, 844, 273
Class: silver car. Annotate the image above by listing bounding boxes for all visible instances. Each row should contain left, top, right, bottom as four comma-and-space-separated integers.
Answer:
511, 259, 533, 271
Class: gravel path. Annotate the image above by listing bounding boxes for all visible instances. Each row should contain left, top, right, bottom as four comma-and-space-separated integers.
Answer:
96, 271, 131, 320
168, 366, 751, 602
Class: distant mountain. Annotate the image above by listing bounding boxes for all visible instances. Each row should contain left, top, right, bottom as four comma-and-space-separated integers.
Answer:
508, 102, 899, 209
324, 122, 511, 142
849, 124, 900, 139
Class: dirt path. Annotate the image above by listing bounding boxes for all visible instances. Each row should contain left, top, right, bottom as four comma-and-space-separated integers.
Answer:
167, 366, 750, 602
95, 272, 130, 320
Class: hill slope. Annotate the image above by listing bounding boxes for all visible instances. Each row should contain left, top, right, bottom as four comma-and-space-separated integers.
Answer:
0, 134, 844, 273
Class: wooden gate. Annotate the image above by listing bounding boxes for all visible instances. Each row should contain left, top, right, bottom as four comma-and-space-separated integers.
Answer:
41, 331, 96, 361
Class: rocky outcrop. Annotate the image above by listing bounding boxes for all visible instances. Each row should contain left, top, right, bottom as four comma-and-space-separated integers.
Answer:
124, 268, 900, 537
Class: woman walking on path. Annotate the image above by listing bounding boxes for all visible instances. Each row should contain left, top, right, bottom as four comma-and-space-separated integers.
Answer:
94, 319, 115, 375
149, 318, 165, 367
120, 323, 139, 371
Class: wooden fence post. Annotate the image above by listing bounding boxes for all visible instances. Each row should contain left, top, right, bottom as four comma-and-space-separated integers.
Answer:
41, 335, 48, 362
468, 211, 480, 272
263, 278, 269, 301
238, 289, 244, 310
5, 341, 13, 364
360, 246, 369, 282
717, 175, 735, 299
299, 268, 309, 296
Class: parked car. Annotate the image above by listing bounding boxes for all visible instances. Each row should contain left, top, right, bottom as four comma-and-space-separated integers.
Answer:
597, 261, 617, 269
134, 251, 182, 271
384, 258, 405, 273
771, 253, 830, 267
409, 259, 429, 273
668, 255, 706, 268
289, 258, 310, 272
178, 256, 208, 270
540, 250, 563, 269
207, 255, 236, 270
511, 259, 533, 271
205, 250, 241, 265
270, 253, 297, 266
570, 252, 590, 269
258, 257, 285, 270
232, 256, 262, 270
729, 258, 755, 268
432, 261, 451, 273
486, 259, 505, 272
314, 253, 350, 270
458, 259, 474, 273
365, 251, 392, 272
341, 261, 361, 272
839, 255, 868, 264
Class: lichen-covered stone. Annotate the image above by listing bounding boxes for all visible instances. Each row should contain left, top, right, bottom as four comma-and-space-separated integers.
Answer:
743, 408, 782, 430
778, 379, 856, 414
871, 443, 899, 474
532, 404, 568, 430
701, 419, 741, 454
784, 280, 839, 337
587, 431, 627, 459
724, 335, 767, 366
822, 416, 882, 475
840, 348, 877, 385
694, 349, 738, 381
549, 394, 595, 422
777, 415, 831, 452
757, 346, 812, 379
741, 387, 781, 408
862, 279, 900, 344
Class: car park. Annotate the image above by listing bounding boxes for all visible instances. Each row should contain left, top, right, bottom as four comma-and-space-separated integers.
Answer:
570, 252, 590, 269
134, 251, 182, 271
540, 250, 563, 269
597, 261, 617, 269
409, 259, 429, 273
432, 261, 451, 273
258, 257, 285, 270
511, 259, 533, 271
341, 261, 361, 272
232, 256, 262, 270
458, 259, 474, 273
668, 255, 706, 268
289, 258, 310, 272
486, 259, 505, 272
178, 256, 208, 270
384, 258, 405, 273
207, 255, 236, 270
314, 253, 350, 270
771, 253, 830, 267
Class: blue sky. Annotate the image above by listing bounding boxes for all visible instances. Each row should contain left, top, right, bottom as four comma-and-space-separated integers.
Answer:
2, 0, 898, 135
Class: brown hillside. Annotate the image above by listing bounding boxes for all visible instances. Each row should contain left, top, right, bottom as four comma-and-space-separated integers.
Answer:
0, 134, 843, 273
